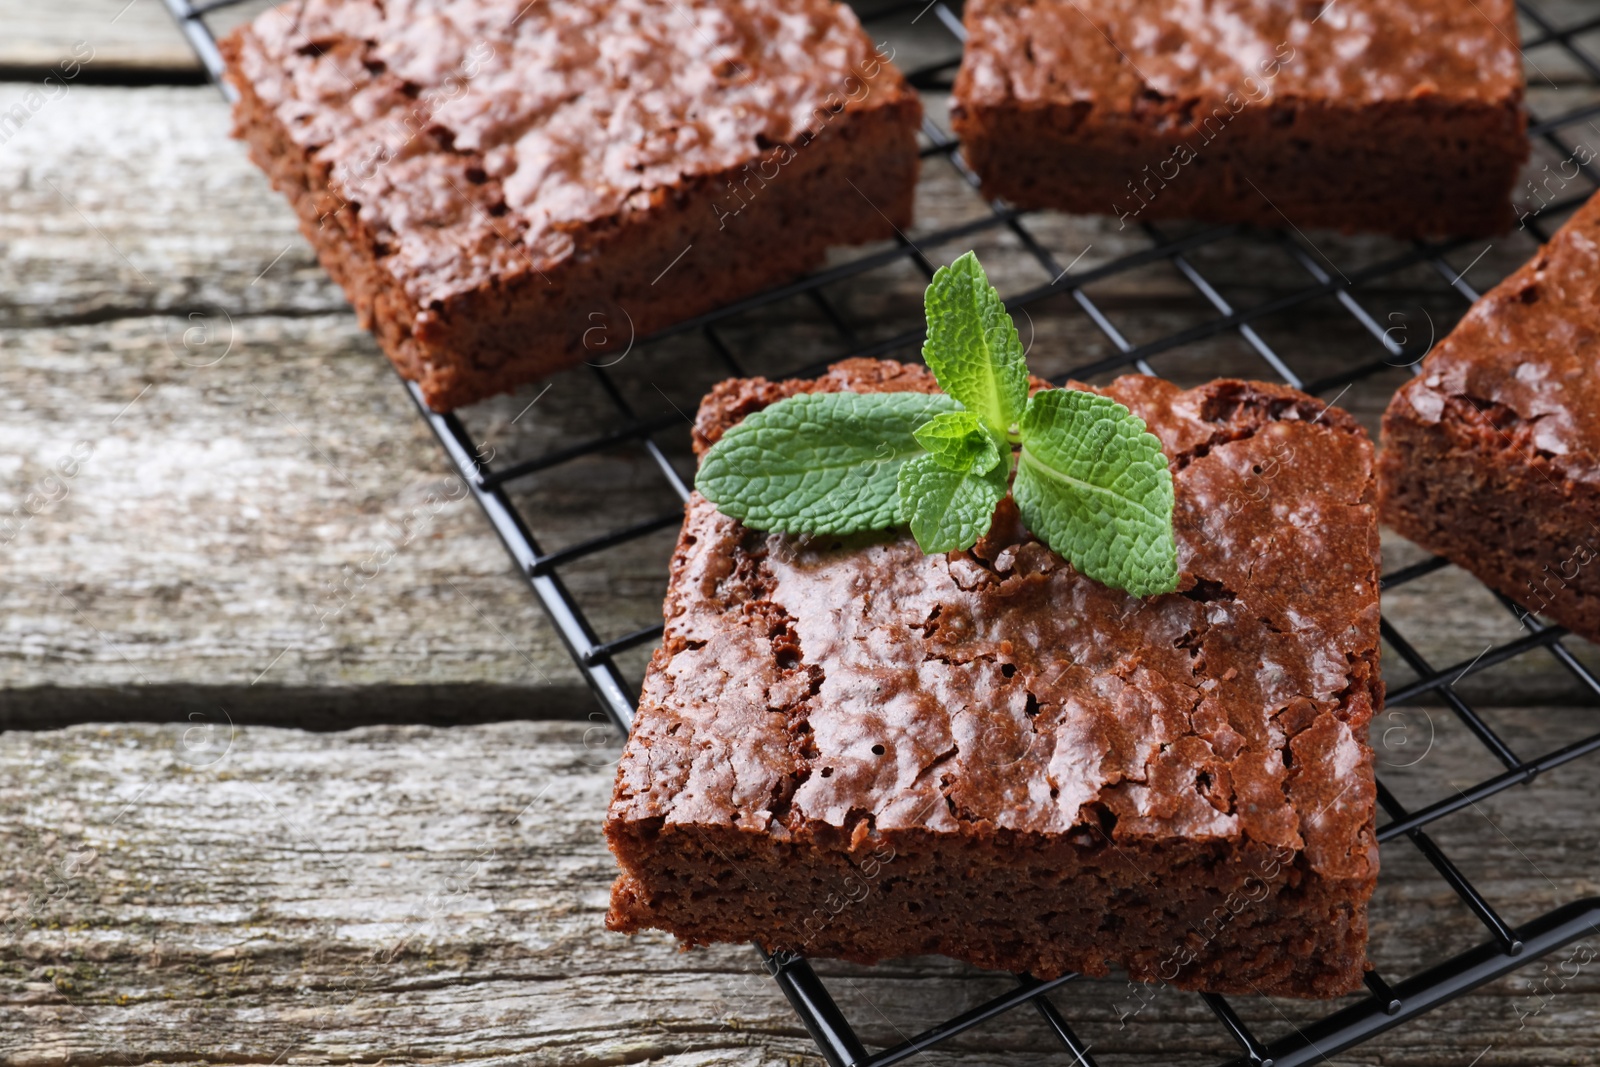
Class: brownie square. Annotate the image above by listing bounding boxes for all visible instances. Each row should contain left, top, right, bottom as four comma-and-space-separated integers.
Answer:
951, 0, 1527, 238
1381, 194, 1600, 640
606, 359, 1381, 998
222, 0, 921, 411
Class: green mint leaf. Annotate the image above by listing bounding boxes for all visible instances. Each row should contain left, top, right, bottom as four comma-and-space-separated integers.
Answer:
922, 251, 1029, 440
913, 410, 1003, 475
897, 452, 1007, 554
1012, 388, 1178, 596
695, 390, 960, 535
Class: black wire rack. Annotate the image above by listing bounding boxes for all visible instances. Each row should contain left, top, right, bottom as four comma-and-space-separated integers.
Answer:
165, 0, 1600, 1062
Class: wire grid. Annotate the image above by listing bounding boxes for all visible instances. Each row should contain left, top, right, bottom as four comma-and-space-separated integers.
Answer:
165, 0, 1600, 1062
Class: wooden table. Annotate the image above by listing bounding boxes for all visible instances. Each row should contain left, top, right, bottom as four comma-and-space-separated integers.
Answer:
3, 4, 1599, 1064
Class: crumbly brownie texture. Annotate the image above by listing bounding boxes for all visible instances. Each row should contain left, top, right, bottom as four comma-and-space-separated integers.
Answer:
222, 0, 921, 411
606, 359, 1381, 998
950, 0, 1527, 238
1380, 195, 1600, 641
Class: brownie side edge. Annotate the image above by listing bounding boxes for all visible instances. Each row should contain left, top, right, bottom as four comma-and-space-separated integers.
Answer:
221, 26, 451, 403
951, 94, 1526, 238
1380, 386, 1600, 642
1379, 197, 1600, 641
949, 0, 1528, 238
609, 813, 1372, 996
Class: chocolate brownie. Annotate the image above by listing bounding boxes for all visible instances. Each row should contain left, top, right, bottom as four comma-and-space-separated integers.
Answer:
606, 359, 1381, 998
1381, 195, 1600, 641
950, 0, 1527, 238
221, 0, 921, 411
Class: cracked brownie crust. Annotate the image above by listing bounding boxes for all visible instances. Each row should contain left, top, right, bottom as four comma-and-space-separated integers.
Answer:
950, 0, 1527, 238
1380, 194, 1600, 641
607, 359, 1381, 998
221, 0, 921, 411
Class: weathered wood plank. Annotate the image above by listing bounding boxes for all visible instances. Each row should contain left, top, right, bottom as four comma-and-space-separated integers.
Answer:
0, 84, 603, 722
0, 304, 602, 723
7, 83, 1600, 718
0, 1, 199, 74
2, 713, 1598, 1065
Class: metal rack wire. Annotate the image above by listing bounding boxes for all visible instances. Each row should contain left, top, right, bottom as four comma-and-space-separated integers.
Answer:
165, 0, 1600, 1062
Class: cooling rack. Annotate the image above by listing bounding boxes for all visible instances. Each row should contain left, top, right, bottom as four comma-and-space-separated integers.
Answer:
164, 0, 1600, 1062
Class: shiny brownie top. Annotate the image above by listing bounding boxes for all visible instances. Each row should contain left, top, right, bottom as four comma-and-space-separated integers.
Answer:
609, 359, 1380, 881
954, 0, 1523, 111
1394, 193, 1600, 482
224, 0, 911, 306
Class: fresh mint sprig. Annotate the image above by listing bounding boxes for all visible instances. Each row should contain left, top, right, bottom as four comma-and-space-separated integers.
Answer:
693, 251, 1179, 597
694, 390, 960, 534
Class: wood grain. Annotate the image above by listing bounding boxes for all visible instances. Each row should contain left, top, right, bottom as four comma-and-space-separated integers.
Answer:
0, 0, 198, 74
0, 84, 600, 723
2, 714, 1597, 1066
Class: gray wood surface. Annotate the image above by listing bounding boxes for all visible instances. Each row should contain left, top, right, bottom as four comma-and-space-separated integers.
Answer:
0, 83, 598, 725
1, 0, 199, 73
2, 3, 1600, 1065
3, 714, 1598, 1066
